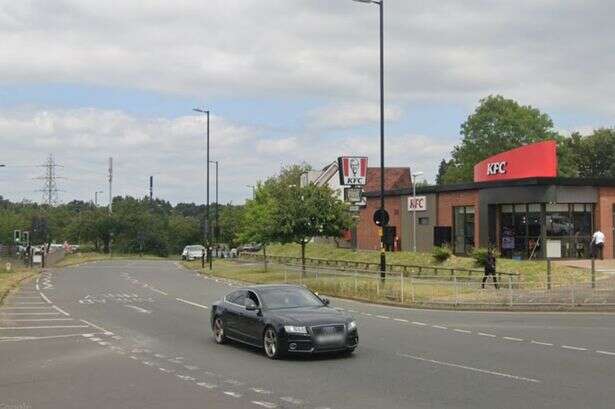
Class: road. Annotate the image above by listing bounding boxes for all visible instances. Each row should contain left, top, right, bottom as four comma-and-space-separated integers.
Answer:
1, 260, 614, 409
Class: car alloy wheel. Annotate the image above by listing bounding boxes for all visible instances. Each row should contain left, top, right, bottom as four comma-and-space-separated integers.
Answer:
213, 317, 227, 344
263, 327, 279, 359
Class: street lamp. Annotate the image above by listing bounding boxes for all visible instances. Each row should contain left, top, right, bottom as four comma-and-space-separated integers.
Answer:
411, 171, 424, 252
352, 0, 386, 278
209, 160, 219, 247
246, 185, 256, 199
94, 190, 104, 206
193, 107, 212, 270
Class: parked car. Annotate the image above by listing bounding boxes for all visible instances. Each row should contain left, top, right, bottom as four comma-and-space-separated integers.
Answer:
182, 245, 205, 260
237, 243, 262, 253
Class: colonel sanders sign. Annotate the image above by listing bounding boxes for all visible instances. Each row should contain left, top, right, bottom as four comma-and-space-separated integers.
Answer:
338, 157, 368, 186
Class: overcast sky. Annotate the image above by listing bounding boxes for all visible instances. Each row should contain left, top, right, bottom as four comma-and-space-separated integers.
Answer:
1, 0, 614, 205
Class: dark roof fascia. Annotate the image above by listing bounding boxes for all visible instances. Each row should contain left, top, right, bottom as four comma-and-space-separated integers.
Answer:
363, 177, 615, 198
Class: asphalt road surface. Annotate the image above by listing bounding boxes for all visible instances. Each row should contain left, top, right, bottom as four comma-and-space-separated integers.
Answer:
1, 260, 614, 409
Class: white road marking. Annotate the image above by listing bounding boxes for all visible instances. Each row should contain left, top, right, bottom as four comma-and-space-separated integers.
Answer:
39, 292, 52, 304
530, 340, 553, 346
0, 318, 73, 322
454, 329, 471, 334
0, 333, 102, 342
175, 297, 209, 309
197, 382, 217, 389
478, 332, 497, 338
52, 305, 70, 316
503, 337, 524, 342
90, 337, 102, 341
375, 315, 390, 319
154, 354, 168, 358
433, 325, 448, 330
362, 313, 373, 316
97, 341, 110, 346
394, 318, 409, 323
596, 350, 615, 356
0, 312, 60, 316
176, 374, 196, 381
397, 353, 540, 383
223, 391, 242, 398
280, 397, 303, 405
11, 296, 42, 299
252, 401, 278, 408
0, 325, 90, 329
125, 305, 152, 314
225, 379, 243, 386
183, 365, 199, 370
2, 307, 55, 310
14, 302, 46, 305
149, 287, 168, 295
412, 321, 427, 326
561, 345, 587, 351
80, 319, 111, 334
130, 355, 139, 360
250, 388, 272, 394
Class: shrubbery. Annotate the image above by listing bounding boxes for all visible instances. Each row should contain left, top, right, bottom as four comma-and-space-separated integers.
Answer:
472, 247, 499, 266
432, 245, 452, 262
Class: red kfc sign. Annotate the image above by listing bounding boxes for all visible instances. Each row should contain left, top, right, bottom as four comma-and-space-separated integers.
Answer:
338, 157, 368, 186
473, 140, 557, 183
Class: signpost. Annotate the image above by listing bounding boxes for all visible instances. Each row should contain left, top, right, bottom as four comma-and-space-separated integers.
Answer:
407, 196, 427, 212
338, 156, 368, 252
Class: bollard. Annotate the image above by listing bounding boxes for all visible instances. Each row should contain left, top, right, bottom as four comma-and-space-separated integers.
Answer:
546, 258, 552, 290
591, 257, 596, 289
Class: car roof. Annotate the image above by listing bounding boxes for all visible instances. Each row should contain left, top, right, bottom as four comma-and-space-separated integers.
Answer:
233, 284, 306, 293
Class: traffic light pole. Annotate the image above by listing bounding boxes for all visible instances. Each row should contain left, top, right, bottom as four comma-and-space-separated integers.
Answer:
378, 0, 386, 281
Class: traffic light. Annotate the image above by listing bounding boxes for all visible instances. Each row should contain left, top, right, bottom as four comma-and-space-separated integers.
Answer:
13, 230, 21, 244
22, 231, 30, 245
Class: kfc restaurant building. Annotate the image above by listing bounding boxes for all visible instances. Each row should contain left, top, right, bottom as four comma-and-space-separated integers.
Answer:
357, 141, 615, 259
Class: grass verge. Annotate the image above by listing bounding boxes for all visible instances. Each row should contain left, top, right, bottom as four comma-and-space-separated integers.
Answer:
0, 259, 38, 306
55, 252, 171, 268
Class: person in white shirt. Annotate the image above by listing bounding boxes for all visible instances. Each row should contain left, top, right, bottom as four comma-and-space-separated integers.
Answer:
591, 230, 605, 260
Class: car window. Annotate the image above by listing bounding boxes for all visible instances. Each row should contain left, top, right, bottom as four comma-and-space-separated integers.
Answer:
259, 287, 324, 310
225, 290, 246, 306
246, 291, 260, 306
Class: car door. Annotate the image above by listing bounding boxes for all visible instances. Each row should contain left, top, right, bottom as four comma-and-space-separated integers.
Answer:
223, 290, 246, 340
237, 291, 265, 345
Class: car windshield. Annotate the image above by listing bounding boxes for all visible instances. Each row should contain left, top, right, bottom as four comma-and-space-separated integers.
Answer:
259, 287, 325, 310
186, 246, 202, 251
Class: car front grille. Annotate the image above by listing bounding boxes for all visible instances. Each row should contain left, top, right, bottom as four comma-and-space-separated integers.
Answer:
311, 324, 345, 337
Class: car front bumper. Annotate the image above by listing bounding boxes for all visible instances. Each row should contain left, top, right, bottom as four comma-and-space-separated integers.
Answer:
281, 330, 358, 354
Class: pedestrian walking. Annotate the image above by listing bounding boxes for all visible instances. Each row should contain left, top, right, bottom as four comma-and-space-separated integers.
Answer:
590, 229, 605, 260
482, 246, 499, 290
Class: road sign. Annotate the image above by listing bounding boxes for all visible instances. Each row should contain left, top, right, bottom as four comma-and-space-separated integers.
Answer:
408, 196, 427, 211
338, 157, 368, 186
373, 209, 389, 226
344, 187, 363, 203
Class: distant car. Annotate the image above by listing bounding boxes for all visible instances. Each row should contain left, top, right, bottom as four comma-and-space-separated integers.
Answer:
211, 284, 358, 359
182, 245, 205, 260
237, 243, 262, 253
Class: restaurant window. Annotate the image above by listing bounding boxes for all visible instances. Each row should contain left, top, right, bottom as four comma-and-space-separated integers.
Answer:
418, 217, 430, 225
453, 206, 475, 255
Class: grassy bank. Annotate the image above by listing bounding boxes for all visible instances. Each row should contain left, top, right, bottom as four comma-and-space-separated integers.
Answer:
55, 252, 171, 268
259, 243, 594, 285
0, 260, 37, 305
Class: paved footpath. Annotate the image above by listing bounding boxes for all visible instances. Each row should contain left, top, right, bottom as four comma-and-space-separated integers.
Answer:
1, 260, 614, 409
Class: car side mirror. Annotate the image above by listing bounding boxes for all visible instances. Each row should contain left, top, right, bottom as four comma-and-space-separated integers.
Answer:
245, 299, 258, 311
322, 297, 330, 306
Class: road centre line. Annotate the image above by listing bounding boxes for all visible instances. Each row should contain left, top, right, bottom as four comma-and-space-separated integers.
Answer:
0, 325, 90, 329
175, 297, 209, 309
478, 332, 497, 337
394, 318, 409, 322
503, 337, 524, 342
432, 325, 448, 330
52, 305, 70, 316
375, 315, 390, 319
531, 340, 554, 346
454, 329, 472, 334
561, 345, 588, 351
397, 353, 541, 383
596, 350, 615, 356
412, 321, 427, 326
252, 401, 278, 409
0, 333, 102, 342
0, 318, 74, 322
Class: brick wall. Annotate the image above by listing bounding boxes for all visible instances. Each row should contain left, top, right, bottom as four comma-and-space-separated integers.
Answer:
357, 196, 402, 250
437, 190, 480, 246
596, 187, 615, 258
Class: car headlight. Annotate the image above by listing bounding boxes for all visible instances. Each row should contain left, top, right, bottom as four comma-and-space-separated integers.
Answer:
347, 321, 357, 331
284, 325, 308, 334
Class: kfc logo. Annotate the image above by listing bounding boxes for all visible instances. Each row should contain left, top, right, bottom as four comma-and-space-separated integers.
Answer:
338, 156, 368, 186
487, 161, 507, 176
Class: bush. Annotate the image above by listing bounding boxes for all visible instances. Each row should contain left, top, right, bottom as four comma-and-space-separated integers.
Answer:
472, 247, 499, 267
432, 245, 452, 263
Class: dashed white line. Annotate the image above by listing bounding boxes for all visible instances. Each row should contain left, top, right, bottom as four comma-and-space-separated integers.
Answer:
397, 353, 540, 383
279, 397, 303, 405
0, 333, 103, 342
175, 298, 209, 309
454, 329, 472, 334
223, 391, 242, 398
252, 401, 278, 408
432, 325, 448, 330
250, 388, 272, 394
52, 305, 70, 316
503, 337, 524, 342
149, 287, 168, 296
561, 345, 587, 351
596, 350, 615, 356
394, 318, 409, 323
197, 382, 217, 389
478, 332, 497, 338
531, 340, 554, 346
361, 313, 373, 317
412, 321, 427, 326
375, 315, 390, 319
0, 325, 89, 330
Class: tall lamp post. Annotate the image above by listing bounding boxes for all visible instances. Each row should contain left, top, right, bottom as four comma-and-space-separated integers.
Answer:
193, 107, 212, 270
209, 160, 219, 248
411, 171, 423, 252
246, 185, 256, 199
353, 0, 386, 278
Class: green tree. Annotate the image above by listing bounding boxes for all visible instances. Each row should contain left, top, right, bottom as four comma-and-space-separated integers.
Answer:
435, 159, 450, 185
238, 184, 277, 270
565, 129, 615, 177
443, 95, 561, 183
